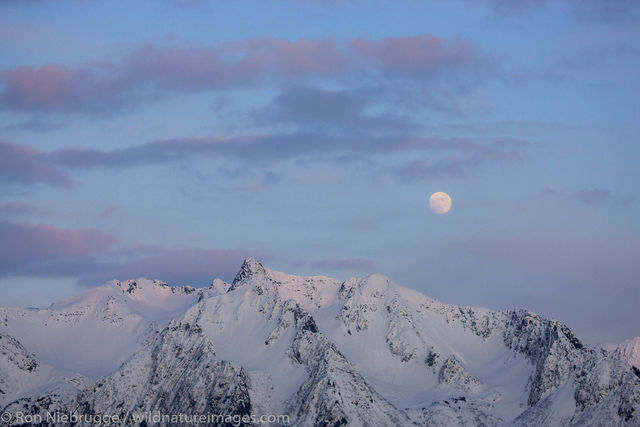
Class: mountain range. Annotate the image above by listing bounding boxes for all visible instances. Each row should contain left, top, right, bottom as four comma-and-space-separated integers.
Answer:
1, 259, 639, 426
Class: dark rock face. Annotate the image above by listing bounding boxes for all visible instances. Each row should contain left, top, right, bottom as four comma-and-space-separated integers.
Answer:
287, 313, 411, 427
438, 356, 482, 393
0, 333, 38, 374
503, 310, 584, 405
425, 349, 440, 372
72, 320, 252, 426
230, 258, 266, 290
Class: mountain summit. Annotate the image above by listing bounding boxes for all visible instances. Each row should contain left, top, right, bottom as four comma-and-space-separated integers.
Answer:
1, 259, 639, 426
230, 257, 268, 289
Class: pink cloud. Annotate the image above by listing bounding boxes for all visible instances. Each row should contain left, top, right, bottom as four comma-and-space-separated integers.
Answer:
351, 35, 492, 80
2, 65, 79, 108
234, 37, 346, 75
0, 220, 264, 286
0, 35, 493, 114
0, 222, 118, 269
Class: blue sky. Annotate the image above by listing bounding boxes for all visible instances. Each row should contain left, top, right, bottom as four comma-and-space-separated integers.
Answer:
1, 0, 639, 344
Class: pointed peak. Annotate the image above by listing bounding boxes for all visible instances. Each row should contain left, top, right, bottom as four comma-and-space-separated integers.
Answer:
230, 258, 266, 290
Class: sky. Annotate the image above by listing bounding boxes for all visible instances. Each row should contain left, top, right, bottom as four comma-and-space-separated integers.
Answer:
0, 0, 639, 344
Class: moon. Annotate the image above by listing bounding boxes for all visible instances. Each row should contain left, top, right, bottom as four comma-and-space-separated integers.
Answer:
429, 192, 452, 214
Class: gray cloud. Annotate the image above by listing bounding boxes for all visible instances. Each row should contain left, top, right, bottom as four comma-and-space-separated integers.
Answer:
0, 140, 71, 190
1, 133, 530, 193
542, 187, 618, 205
0, 201, 43, 217
259, 85, 416, 133
49, 134, 527, 169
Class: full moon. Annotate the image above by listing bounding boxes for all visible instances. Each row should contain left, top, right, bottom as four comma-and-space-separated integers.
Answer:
429, 192, 452, 214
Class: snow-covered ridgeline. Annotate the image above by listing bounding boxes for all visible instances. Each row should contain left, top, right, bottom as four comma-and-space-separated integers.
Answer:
1, 258, 639, 426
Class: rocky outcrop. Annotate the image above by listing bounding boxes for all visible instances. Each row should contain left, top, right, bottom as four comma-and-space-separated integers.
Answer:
287, 314, 412, 427
73, 320, 251, 426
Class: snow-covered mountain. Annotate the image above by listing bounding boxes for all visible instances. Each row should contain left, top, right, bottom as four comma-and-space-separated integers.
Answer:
0, 278, 224, 382
1, 259, 639, 426
603, 338, 640, 371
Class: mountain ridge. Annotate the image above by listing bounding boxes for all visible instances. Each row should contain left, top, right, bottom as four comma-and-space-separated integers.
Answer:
1, 258, 639, 426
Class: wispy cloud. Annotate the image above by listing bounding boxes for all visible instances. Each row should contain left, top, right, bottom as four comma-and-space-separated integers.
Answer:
1, 134, 530, 193
0, 201, 43, 217
574, 189, 611, 204
0, 220, 263, 285
0, 35, 495, 115
50, 134, 520, 169
0, 140, 71, 190
541, 187, 634, 206
1, 119, 63, 132
0, 221, 118, 271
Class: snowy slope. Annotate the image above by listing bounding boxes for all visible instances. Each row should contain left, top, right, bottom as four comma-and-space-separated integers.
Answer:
0, 278, 223, 379
0, 333, 87, 409
1, 259, 639, 426
603, 337, 640, 370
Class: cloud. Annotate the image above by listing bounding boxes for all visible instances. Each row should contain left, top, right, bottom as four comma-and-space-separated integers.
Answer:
394, 139, 528, 181
262, 85, 413, 132
49, 134, 527, 169
0, 132, 530, 193
574, 189, 611, 204
542, 188, 614, 205
489, 0, 640, 24
0, 220, 263, 286
0, 140, 71, 190
57, 247, 262, 286
0, 221, 118, 272
571, 0, 640, 24
0, 201, 43, 217
351, 35, 493, 82
1, 119, 63, 132
2, 132, 530, 195
0, 35, 494, 115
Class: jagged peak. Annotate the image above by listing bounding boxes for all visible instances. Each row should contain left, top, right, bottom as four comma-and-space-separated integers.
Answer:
229, 258, 267, 290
